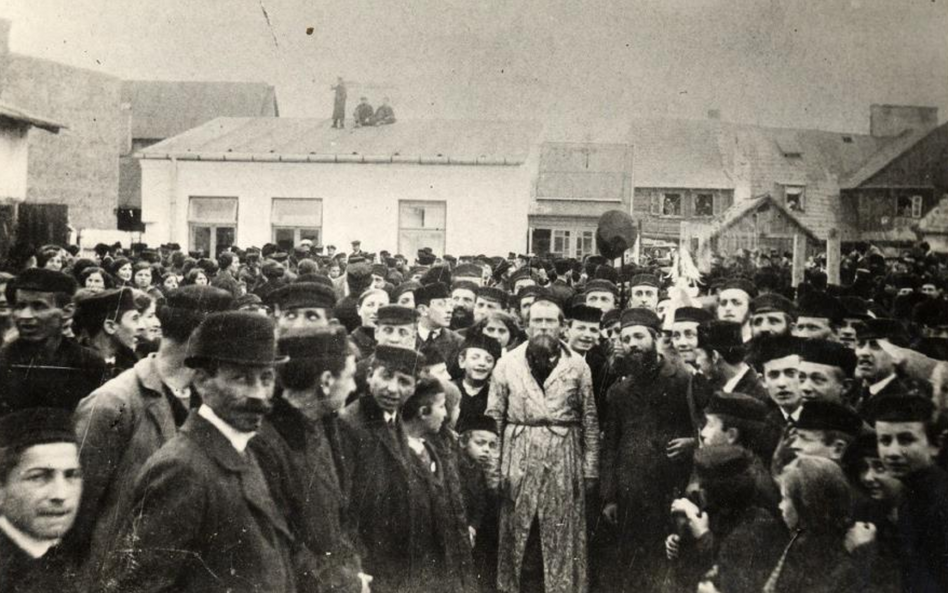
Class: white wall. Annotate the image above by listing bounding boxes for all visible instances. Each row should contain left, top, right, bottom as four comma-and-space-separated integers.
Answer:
0, 122, 29, 201
141, 159, 531, 255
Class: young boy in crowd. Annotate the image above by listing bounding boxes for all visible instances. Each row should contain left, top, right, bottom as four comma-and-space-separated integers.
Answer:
454, 334, 502, 431
457, 415, 500, 592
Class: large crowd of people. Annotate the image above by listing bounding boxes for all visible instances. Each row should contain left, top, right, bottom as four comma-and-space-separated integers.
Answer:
0, 236, 947, 593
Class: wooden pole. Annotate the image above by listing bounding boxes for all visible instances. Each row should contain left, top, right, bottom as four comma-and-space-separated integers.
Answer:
791, 232, 807, 288
826, 229, 841, 286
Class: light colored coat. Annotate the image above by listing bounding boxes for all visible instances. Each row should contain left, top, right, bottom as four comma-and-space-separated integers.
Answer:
486, 341, 599, 593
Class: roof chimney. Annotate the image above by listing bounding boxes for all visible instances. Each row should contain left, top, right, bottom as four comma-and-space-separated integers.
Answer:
707, 109, 721, 120
870, 104, 938, 138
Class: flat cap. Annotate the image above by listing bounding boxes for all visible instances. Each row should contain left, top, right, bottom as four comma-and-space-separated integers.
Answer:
420, 266, 452, 286
629, 273, 660, 289
754, 334, 802, 364
602, 308, 621, 326
517, 285, 548, 302
415, 282, 451, 306
11, 268, 77, 299
476, 286, 508, 308
371, 264, 388, 278
620, 307, 661, 331
584, 279, 618, 296
376, 305, 418, 326
452, 280, 479, 294
509, 267, 536, 283
718, 277, 758, 299
705, 392, 770, 422
694, 444, 752, 480
571, 304, 603, 325
797, 292, 846, 323
857, 318, 911, 347
460, 333, 503, 361
278, 326, 348, 361
866, 394, 935, 424
158, 285, 234, 328
457, 414, 498, 436
392, 281, 421, 301
751, 293, 797, 317
454, 263, 483, 278
186, 311, 286, 368
796, 400, 863, 435
417, 253, 437, 266
73, 287, 139, 335
0, 407, 76, 449
799, 339, 857, 376
673, 307, 712, 324
374, 345, 425, 376
267, 282, 336, 310
697, 320, 744, 352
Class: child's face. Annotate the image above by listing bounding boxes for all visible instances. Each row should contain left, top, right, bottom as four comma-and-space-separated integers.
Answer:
463, 430, 498, 465
460, 347, 496, 382
421, 393, 448, 434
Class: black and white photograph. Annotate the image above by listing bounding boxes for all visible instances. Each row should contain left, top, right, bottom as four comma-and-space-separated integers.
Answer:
0, 1, 947, 592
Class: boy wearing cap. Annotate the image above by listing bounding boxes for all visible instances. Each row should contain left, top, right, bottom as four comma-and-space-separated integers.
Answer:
252, 326, 371, 593
267, 281, 337, 336
457, 415, 501, 593
628, 274, 660, 310
871, 396, 948, 592
415, 282, 464, 369
72, 288, 144, 378
757, 335, 805, 428
0, 268, 108, 414
584, 279, 618, 313
110, 312, 298, 593
790, 400, 863, 463
0, 408, 83, 593
694, 320, 769, 403
454, 334, 502, 432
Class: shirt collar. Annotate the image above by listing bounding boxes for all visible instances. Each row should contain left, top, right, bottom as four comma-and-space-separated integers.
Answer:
197, 405, 255, 453
868, 373, 898, 396
418, 326, 439, 342
383, 410, 398, 424
781, 406, 803, 424
722, 363, 750, 393
0, 517, 58, 559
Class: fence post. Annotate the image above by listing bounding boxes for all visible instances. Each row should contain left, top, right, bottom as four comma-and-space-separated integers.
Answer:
791, 232, 807, 288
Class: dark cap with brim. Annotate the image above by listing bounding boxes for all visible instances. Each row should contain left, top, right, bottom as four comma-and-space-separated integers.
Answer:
457, 414, 498, 435
186, 311, 287, 368
374, 345, 425, 376
799, 339, 857, 376
415, 282, 451, 306
857, 318, 911, 347
694, 444, 752, 480
11, 268, 77, 300
584, 279, 618, 296
267, 282, 336, 310
476, 286, 508, 308
0, 407, 77, 449
867, 394, 935, 424
796, 400, 863, 435
629, 274, 660, 289
697, 320, 744, 352
674, 307, 712, 324
570, 304, 603, 325
278, 326, 348, 361
705, 392, 769, 422
620, 307, 661, 331
460, 333, 502, 361
751, 293, 797, 317
718, 277, 758, 299
754, 335, 802, 364
377, 305, 418, 326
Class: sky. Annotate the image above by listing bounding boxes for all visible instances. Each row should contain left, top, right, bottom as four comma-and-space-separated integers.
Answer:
3, 0, 947, 133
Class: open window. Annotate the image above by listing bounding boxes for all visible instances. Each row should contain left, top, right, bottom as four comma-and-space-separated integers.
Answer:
272, 198, 322, 251
189, 196, 237, 256
897, 195, 923, 219
784, 186, 805, 212
661, 193, 682, 217
695, 193, 715, 217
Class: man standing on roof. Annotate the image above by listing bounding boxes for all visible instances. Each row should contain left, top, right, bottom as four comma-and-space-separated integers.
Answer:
331, 77, 347, 129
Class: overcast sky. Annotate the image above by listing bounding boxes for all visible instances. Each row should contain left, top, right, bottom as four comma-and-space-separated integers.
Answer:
3, 0, 946, 133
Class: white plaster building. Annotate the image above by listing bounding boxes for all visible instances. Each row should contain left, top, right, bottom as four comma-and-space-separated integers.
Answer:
138, 118, 539, 256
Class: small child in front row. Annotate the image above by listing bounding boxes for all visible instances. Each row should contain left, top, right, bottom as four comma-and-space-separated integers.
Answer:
457, 415, 501, 593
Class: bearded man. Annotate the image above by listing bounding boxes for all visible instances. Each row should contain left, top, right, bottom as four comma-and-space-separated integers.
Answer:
600, 307, 693, 593
486, 297, 599, 593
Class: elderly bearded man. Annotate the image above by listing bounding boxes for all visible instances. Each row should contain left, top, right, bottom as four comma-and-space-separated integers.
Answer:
486, 297, 599, 593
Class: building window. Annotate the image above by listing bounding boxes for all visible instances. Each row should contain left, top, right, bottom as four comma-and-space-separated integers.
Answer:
399, 201, 446, 257
531, 227, 597, 258
695, 193, 715, 217
897, 195, 923, 218
576, 230, 596, 257
661, 193, 682, 217
189, 196, 237, 256
552, 230, 571, 256
271, 198, 322, 251
785, 186, 805, 212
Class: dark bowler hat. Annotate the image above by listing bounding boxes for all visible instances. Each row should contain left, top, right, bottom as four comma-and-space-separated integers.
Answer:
866, 394, 935, 424
693, 444, 752, 480
718, 277, 758, 299
460, 333, 503, 361
476, 286, 508, 308
629, 273, 660, 289
374, 345, 425, 376
377, 305, 418, 326
11, 268, 77, 299
620, 308, 661, 331
267, 282, 336, 310
799, 339, 857, 375
673, 307, 712, 324
0, 407, 76, 449
415, 282, 451, 306
857, 318, 911, 347
158, 285, 234, 328
751, 293, 797, 317
186, 311, 287, 368
754, 334, 802, 364
584, 279, 618, 296
570, 304, 603, 325
278, 326, 348, 362
457, 414, 499, 435
697, 320, 744, 352
704, 392, 769, 422
796, 400, 863, 435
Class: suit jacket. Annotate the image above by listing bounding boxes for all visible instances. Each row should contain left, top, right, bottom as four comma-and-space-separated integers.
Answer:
0, 529, 77, 593
107, 412, 298, 593
731, 365, 770, 402
70, 354, 183, 585
252, 400, 363, 593
415, 328, 464, 370
0, 337, 107, 414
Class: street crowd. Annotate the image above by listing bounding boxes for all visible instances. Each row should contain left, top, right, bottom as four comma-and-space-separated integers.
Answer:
0, 237, 947, 593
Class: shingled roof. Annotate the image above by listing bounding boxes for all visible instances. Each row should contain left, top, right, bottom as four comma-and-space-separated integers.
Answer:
122, 80, 278, 140
138, 118, 540, 165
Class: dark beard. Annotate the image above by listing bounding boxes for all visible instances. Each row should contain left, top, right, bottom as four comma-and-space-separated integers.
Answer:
616, 347, 659, 378
450, 307, 474, 330
527, 334, 561, 385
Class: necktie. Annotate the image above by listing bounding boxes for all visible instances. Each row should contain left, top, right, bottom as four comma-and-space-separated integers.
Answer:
762, 530, 801, 593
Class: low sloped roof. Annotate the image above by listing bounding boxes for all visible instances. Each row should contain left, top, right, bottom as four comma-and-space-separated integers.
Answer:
138, 118, 540, 165
699, 194, 820, 243
0, 100, 65, 133
839, 127, 936, 189
122, 80, 278, 140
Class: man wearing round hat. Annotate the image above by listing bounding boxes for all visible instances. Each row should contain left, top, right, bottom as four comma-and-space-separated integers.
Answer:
473, 286, 508, 325
671, 307, 712, 372
853, 319, 912, 413
0, 408, 83, 592
789, 399, 863, 463
600, 307, 693, 592
628, 274, 661, 310
72, 287, 144, 378
415, 282, 464, 369
70, 286, 234, 584
716, 277, 757, 343
252, 326, 371, 593
793, 292, 845, 341
798, 339, 858, 405
267, 281, 337, 336
110, 312, 298, 592
694, 320, 769, 403
749, 293, 796, 339
486, 297, 599, 593
0, 268, 107, 415
584, 279, 618, 314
